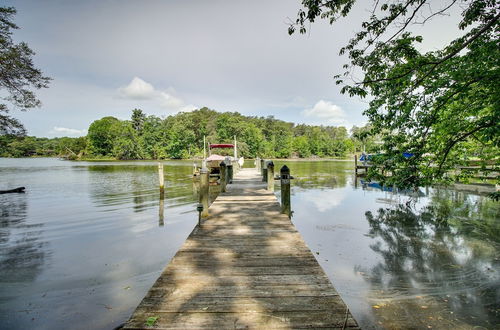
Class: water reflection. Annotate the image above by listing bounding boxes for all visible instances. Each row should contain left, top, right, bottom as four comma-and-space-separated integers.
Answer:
87, 164, 195, 213
272, 160, 351, 190
0, 159, 200, 330
0, 195, 48, 284
159, 197, 164, 227
1, 159, 497, 330
360, 190, 499, 329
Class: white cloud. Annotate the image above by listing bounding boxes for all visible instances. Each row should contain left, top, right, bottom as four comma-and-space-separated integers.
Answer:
179, 104, 198, 112
49, 126, 87, 137
159, 92, 184, 109
301, 189, 346, 212
159, 92, 197, 112
118, 77, 156, 99
302, 100, 347, 124
117, 77, 197, 113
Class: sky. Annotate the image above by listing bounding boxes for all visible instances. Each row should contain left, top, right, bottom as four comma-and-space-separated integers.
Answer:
5, 0, 462, 137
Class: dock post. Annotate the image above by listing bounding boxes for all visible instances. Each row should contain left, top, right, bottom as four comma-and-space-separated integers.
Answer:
267, 161, 274, 191
262, 160, 268, 182
256, 157, 261, 172
226, 157, 233, 184
158, 162, 165, 198
200, 168, 209, 218
354, 154, 358, 176
280, 165, 291, 218
220, 161, 227, 192
227, 164, 233, 184
260, 159, 265, 177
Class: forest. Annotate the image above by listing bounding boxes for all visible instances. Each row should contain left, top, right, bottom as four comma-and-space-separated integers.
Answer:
0, 108, 379, 159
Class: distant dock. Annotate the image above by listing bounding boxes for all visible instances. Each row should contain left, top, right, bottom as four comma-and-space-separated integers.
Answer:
123, 167, 359, 329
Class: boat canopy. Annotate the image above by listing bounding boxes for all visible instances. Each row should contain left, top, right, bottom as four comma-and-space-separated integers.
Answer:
210, 144, 234, 149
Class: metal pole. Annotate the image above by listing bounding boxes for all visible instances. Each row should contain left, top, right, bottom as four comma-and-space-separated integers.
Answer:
203, 136, 206, 159
234, 135, 237, 160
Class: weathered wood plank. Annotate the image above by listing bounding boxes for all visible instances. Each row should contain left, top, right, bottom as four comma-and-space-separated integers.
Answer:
154, 274, 333, 286
162, 266, 326, 276
125, 311, 359, 329
144, 284, 341, 299
136, 296, 346, 312
123, 168, 358, 329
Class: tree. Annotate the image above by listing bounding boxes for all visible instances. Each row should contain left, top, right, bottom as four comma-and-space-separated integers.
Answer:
87, 116, 120, 155
293, 135, 311, 158
0, 7, 50, 135
290, 0, 499, 187
112, 121, 143, 160
131, 108, 146, 134
139, 115, 164, 159
240, 123, 265, 157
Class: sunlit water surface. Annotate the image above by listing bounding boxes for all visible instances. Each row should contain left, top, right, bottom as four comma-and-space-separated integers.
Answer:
1, 158, 498, 329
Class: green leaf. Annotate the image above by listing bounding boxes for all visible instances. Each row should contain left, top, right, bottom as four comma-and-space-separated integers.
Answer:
146, 316, 159, 326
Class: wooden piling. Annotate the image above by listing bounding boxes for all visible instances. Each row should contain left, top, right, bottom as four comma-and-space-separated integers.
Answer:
354, 154, 358, 176
280, 165, 291, 218
158, 162, 165, 198
267, 161, 274, 191
227, 164, 233, 184
262, 161, 268, 182
200, 168, 209, 218
256, 157, 261, 172
260, 159, 265, 177
220, 161, 227, 193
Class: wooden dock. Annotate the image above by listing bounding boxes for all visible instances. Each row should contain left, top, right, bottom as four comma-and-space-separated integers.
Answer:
123, 168, 359, 329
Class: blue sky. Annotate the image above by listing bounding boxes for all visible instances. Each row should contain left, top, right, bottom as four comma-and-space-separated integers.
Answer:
5, 0, 461, 137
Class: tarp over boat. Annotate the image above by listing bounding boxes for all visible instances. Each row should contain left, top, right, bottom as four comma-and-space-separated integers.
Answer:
206, 154, 226, 161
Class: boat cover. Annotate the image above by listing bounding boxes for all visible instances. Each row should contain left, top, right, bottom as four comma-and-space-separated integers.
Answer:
206, 154, 226, 161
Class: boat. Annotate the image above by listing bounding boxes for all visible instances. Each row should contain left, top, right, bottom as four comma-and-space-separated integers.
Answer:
193, 137, 244, 182
205, 142, 244, 175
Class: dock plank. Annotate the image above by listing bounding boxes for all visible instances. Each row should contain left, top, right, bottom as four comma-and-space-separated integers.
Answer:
123, 168, 358, 329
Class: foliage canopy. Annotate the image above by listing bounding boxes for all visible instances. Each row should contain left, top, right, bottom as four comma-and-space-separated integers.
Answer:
1, 108, 369, 160
289, 0, 499, 187
0, 6, 50, 135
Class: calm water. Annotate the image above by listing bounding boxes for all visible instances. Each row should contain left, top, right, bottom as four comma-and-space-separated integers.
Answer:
1, 158, 499, 329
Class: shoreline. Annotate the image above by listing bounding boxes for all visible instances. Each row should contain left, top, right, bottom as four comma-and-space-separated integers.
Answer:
1, 156, 356, 162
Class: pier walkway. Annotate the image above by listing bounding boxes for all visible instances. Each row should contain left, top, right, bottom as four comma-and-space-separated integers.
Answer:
123, 168, 359, 329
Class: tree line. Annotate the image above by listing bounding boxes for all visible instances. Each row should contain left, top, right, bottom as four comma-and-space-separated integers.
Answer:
0, 108, 380, 159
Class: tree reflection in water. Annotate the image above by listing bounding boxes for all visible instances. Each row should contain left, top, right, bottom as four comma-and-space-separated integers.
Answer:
0, 195, 48, 284
361, 188, 499, 329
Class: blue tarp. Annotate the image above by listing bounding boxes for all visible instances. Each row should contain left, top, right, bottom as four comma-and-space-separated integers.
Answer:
402, 152, 414, 158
